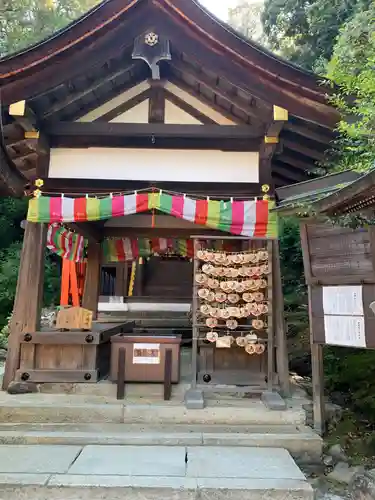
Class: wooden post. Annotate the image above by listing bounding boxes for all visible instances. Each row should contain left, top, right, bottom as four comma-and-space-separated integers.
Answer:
136, 257, 144, 297
3, 222, 47, 390
267, 240, 274, 391
273, 239, 290, 396
82, 242, 101, 319
308, 285, 325, 435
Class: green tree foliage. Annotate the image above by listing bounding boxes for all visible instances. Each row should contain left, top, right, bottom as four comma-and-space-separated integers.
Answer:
261, 0, 371, 71
0, 0, 100, 57
326, 4, 375, 172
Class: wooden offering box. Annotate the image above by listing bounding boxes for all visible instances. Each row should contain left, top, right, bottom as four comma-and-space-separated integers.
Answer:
110, 334, 182, 383
17, 322, 133, 383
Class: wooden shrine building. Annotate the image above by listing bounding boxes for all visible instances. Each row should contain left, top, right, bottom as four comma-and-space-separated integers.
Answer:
0, 0, 339, 405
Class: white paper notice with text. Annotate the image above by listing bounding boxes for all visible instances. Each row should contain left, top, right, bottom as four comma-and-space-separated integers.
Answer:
322, 285, 366, 347
324, 315, 366, 347
323, 286, 363, 316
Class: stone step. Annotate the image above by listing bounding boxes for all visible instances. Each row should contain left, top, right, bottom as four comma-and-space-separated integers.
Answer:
0, 444, 314, 500
0, 478, 313, 500
0, 394, 306, 426
0, 423, 322, 464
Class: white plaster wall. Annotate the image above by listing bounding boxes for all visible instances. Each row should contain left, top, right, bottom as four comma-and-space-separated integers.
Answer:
165, 82, 236, 125
164, 100, 202, 125
110, 100, 149, 123
49, 148, 259, 183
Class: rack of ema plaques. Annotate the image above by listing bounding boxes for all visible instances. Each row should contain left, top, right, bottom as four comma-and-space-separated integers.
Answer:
185, 236, 275, 408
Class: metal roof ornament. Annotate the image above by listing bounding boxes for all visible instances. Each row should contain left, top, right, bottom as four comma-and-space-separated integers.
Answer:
132, 32, 171, 80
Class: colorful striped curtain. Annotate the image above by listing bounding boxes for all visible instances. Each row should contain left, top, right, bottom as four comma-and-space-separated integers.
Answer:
103, 238, 195, 262
27, 192, 278, 238
46, 223, 85, 262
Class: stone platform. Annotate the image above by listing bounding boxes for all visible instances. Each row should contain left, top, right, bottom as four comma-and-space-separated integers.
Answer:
0, 444, 313, 500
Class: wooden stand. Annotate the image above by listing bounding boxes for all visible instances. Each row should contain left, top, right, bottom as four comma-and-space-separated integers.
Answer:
16, 323, 131, 383
188, 235, 286, 401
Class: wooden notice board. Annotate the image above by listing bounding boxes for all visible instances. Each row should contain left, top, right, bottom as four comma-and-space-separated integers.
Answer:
300, 223, 375, 285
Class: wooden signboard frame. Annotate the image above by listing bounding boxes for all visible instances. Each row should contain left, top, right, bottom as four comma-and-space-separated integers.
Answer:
299, 220, 375, 435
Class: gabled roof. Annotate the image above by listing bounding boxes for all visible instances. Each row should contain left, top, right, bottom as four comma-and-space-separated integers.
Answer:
275, 170, 368, 215
0, 0, 339, 193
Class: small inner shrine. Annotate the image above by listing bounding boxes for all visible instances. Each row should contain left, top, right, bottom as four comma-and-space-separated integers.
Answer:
0, 0, 338, 409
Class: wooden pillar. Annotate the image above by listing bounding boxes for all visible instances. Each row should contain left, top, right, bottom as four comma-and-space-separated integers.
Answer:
82, 242, 101, 319
3, 222, 47, 390
136, 257, 144, 297
308, 285, 325, 435
273, 239, 290, 396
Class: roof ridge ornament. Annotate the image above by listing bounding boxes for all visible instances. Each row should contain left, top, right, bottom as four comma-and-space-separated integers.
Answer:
132, 31, 171, 80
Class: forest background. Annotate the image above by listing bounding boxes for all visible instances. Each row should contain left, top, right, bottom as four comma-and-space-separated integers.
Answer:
1, 0, 375, 418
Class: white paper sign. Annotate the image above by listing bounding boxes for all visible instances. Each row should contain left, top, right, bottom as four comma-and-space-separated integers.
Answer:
133, 343, 160, 364
324, 315, 366, 348
323, 286, 363, 316
109, 296, 124, 304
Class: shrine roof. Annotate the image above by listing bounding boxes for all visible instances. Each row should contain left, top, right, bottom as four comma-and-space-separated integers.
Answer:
0, 0, 339, 195
275, 169, 375, 216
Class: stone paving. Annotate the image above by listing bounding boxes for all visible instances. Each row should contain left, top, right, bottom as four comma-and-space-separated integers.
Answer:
0, 444, 313, 500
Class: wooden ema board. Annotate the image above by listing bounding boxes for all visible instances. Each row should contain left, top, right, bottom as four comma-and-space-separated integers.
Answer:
56, 307, 93, 331
310, 285, 375, 349
191, 237, 275, 393
300, 222, 375, 285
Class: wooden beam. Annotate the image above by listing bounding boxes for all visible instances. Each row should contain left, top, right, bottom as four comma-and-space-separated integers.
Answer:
277, 152, 316, 172
42, 63, 136, 119
68, 223, 103, 244
285, 121, 334, 146
282, 138, 326, 161
8, 102, 38, 133
273, 161, 310, 182
3, 222, 47, 389
96, 89, 151, 122
82, 242, 101, 319
259, 106, 287, 189
149, 80, 165, 123
164, 88, 217, 125
272, 239, 290, 396
170, 60, 270, 123
103, 227, 230, 239
43, 178, 266, 197
47, 121, 261, 142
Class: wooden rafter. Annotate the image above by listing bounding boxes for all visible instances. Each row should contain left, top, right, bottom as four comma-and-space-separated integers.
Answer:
282, 138, 326, 161
285, 121, 335, 146
170, 59, 270, 123
65, 72, 148, 122
273, 161, 312, 183
277, 152, 316, 172
42, 62, 137, 120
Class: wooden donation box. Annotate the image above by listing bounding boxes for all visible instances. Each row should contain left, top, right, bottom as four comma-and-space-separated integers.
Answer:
301, 222, 375, 348
110, 334, 182, 383
17, 322, 133, 383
